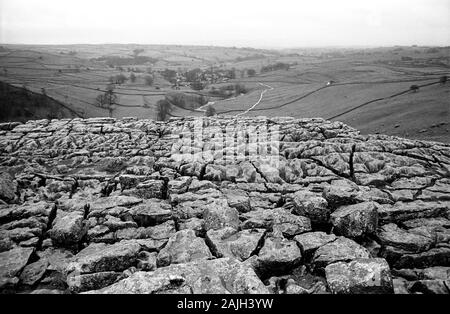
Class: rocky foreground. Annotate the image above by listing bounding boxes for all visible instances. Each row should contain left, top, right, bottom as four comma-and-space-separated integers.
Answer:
0, 116, 449, 294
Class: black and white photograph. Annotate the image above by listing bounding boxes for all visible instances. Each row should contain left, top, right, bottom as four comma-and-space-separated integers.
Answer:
0, 0, 449, 303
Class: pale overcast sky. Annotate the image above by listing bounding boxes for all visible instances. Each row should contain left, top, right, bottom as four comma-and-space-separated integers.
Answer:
1, 0, 449, 47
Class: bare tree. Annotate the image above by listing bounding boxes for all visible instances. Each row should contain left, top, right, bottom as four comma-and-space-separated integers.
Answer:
130, 72, 137, 83
96, 87, 117, 117
155, 99, 172, 121
142, 96, 150, 108
109, 74, 127, 85
205, 105, 216, 117
144, 75, 154, 86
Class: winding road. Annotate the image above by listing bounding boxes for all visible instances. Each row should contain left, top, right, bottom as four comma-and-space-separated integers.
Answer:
234, 82, 274, 117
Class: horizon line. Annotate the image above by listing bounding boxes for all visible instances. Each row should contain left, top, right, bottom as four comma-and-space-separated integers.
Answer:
1, 42, 450, 50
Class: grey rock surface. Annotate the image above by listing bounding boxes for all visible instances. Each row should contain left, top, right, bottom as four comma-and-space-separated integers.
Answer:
0, 116, 448, 294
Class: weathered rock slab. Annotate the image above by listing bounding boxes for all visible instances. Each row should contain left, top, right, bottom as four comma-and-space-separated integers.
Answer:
0, 247, 34, 281
312, 237, 371, 270
156, 229, 212, 267
325, 258, 394, 294
206, 227, 266, 261
331, 202, 378, 238
67, 240, 142, 274
291, 191, 329, 224
252, 236, 302, 277
85, 258, 269, 294
48, 211, 88, 247
294, 232, 337, 256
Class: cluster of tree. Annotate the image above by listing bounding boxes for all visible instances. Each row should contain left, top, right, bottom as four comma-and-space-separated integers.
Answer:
183, 68, 236, 90
109, 74, 128, 84
260, 62, 290, 73
247, 69, 256, 77
232, 84, 247, 95
190, 81, 205, 91
185, 68, 203, 82
161, 69, 178, 84
126, 72, 152, 85
96, 85, 117, 117
209, 84, 247, 98
144, 75, 154, 86
126, 67, 145, 73
225, 69, 236, 79
167, 93, 186, 108
165, 93, 208, 110
92, 55, 158, 67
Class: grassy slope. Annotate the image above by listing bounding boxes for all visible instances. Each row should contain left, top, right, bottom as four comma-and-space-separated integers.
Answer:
0, 82, 81, 122
340, 84, 449, 143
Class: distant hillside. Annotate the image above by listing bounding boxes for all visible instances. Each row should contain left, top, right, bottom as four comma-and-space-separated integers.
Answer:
0, 82, 81, 122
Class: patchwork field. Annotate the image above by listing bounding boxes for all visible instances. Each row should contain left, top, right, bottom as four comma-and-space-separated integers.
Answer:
0, 44, 449, 142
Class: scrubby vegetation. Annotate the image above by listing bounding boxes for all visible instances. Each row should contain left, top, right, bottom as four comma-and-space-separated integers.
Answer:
96, 85, 117, 117
129, 72, 136, 83
190, 81, 205, 91
155, 99, 172, 121
410, 85, 420, 92
209, 84, 248, 98
166, 92, 209, 110
160, 69, 178, 84
109, 74, 128, 85
260, 62, 290, 73
205, 105, 216, 117
247, 69, 256, 77
144, 75, 154, 86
